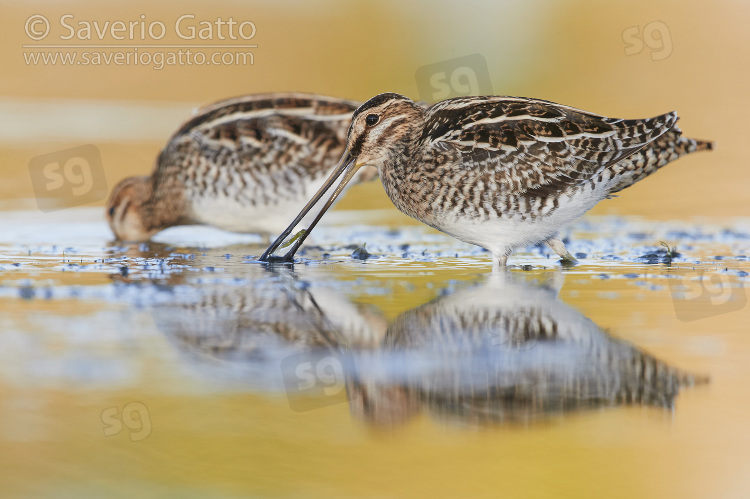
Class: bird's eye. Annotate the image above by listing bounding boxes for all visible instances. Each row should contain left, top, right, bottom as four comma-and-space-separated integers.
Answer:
108, 206, 116, 217
365, 114, 379, 126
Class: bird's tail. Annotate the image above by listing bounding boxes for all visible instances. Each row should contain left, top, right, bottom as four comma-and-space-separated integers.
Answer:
608, 123, 714, 194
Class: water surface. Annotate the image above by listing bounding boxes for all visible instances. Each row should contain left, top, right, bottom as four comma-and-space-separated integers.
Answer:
1, 208, 748, 498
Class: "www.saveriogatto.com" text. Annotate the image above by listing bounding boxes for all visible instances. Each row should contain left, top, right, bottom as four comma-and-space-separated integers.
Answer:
23, 48, 254, 70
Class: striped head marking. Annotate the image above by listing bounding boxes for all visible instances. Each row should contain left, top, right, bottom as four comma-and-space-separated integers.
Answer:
106, 176, 156, 242
347, 93, 424, 169
258, 93, 424, 262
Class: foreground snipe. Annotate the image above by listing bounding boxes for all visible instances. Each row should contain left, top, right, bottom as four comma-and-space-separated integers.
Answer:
261, 93, 713, 266
107, 93, 374, 242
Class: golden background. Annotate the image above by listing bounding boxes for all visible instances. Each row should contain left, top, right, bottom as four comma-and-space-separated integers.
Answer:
2, 1, 746, 218
2, 2, 749, 498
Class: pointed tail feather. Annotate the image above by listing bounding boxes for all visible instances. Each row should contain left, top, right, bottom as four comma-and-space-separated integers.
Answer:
607, 125, 714, 194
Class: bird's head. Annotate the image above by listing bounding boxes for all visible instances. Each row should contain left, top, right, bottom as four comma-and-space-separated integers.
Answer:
259, 93, 423, 262
345, 92, 423, 170
106, 176, 157, 242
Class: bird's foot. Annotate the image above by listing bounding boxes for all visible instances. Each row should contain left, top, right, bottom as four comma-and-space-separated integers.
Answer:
545, 237, 578, 266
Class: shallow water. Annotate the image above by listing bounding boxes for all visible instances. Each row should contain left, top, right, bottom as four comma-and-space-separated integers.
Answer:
1, 208, 749, 498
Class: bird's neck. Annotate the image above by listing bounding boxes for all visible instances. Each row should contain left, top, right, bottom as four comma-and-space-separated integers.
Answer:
382, 113, 423, 171
140, 176, 191, 232
378, 122, 429, 222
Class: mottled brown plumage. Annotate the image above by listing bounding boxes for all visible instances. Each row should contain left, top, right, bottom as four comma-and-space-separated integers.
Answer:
262, 93, 713, 267
347, 273, 706, 427
107, 93, 372, 241
151, 268, 706, 428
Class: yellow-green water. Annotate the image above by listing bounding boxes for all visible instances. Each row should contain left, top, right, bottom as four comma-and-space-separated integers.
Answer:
1, 208, 748, 498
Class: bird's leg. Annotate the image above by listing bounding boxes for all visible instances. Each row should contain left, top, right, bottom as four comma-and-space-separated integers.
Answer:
492, 253, 508, 272
545, 236, 577, 264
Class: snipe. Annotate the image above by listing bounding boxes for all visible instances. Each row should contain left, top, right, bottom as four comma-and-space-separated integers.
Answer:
106, 93, 375, 242
260, 93, 713, 267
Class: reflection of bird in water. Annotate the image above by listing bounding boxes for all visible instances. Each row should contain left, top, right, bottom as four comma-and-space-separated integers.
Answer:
347, 273, 707, 428
153, 266, 386, 360
150, 267, 705, 429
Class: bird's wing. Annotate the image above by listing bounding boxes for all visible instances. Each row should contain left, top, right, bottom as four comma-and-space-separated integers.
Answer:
151, 95, 356, 195
174, 93, 359, 139
421, 96, 678, 197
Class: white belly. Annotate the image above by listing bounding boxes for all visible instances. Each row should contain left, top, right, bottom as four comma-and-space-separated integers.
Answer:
436, 183, 609, 255
187, 174, 335, 235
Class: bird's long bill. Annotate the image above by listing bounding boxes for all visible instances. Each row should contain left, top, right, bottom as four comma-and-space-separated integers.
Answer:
259, 150, 360, 262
